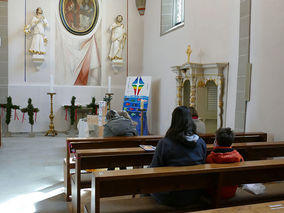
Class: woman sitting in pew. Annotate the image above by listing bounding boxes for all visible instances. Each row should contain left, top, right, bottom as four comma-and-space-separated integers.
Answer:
103, 110, 138, 137
150, 106, 207, 207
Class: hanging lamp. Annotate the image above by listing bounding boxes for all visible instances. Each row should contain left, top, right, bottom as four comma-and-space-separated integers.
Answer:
136, 0, 146, 16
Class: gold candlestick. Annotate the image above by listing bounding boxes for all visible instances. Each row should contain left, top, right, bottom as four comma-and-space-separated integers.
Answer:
104, 93, 114, 110
45, 92, 58, 136
138, 109, 146, 136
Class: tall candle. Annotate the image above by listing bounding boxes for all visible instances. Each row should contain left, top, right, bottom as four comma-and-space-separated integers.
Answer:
108, 76, 111, 93
50, 74, 54, 93
140, 99, 144, 110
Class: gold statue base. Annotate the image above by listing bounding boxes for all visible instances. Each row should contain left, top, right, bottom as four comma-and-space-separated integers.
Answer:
45, 129, 57, 136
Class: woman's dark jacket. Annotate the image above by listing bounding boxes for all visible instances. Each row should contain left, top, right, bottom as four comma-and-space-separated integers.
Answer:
150, 134, 207, 207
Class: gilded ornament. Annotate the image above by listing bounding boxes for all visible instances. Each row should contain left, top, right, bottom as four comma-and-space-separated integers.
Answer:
190, 97, 196, 102
197, 80, 206, 88
186, 45, 192, 64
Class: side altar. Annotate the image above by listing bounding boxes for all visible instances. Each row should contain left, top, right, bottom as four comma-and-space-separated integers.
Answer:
171, 63, 228, 129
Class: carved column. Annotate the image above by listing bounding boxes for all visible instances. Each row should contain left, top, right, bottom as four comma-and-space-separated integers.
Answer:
217, 64, 226, 128
176, 72, 183, 106
217, 77, 224, 128
189, 74, 197, 108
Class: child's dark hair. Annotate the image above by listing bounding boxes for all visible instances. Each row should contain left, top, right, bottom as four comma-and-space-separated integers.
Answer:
216, 128, 235, 147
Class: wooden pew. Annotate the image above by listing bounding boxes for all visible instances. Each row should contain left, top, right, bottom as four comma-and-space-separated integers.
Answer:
65, 135, 161, 201
0, 116, 1, 148
234, 141, 284, 160
201, 132, 267, 144
190, 200, 284, 213
71, 141, 284, 213
65, 132, 267, 201
72, 148, 154, 213
86, 159, 284, 213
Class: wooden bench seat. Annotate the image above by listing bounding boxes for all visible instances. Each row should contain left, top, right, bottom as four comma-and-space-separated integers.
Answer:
72, 148, 155, 213
65, 136, 162, 201
84, 196, 196, 213
70, 141, 284, 188
197, 132, 267, 144
190, 199, 284, 213
65, 132, 267, 201
86, 159, 284, 213
83, 182, 284, 213
221, 182, 284, 206
71, 141, 284, 213
0, 115, 1, 148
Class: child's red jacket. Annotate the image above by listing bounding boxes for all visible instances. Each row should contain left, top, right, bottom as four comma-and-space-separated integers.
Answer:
206, 147, 244, 199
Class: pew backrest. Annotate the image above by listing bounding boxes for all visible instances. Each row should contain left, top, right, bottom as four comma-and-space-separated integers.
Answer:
65, 132, 267, 202
90, 159, 284, 213
72, 141, 284, 213
199, 132, 267, 144
65, 136, 161, 202
67, 132, 267, 164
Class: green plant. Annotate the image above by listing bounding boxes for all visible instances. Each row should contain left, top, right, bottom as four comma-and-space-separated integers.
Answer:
1, 96, 20, 126
86, 97, 98, 115
21, 98, 39, 126
63, 96, 81, 125
70, 96, 76, 125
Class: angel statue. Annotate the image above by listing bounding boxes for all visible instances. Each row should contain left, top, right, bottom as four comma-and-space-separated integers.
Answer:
24, 7, 49, 70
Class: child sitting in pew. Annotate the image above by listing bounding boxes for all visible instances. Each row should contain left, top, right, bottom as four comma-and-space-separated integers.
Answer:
206, 127, 244, 199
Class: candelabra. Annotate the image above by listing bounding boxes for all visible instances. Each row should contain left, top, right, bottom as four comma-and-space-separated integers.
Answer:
104, 93, 114, 110
45, 93, 58, 136
138, 109, 146, 136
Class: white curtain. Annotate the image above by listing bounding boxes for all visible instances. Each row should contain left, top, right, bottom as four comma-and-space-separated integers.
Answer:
55, 2, 102, 85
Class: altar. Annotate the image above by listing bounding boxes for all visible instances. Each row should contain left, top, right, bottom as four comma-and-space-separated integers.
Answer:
172, 62, 228, 130
63, 105, 98, 125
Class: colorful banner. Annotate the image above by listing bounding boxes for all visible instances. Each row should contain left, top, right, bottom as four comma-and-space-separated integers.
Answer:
123, 76, 151, 135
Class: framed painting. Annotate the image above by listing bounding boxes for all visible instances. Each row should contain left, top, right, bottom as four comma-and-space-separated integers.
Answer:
59, 0, 99, 35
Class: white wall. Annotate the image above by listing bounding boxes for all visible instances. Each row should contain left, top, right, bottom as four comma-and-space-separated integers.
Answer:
7, 0, 144, 132
142, 0, 240, 135
246, 0, 284, 140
